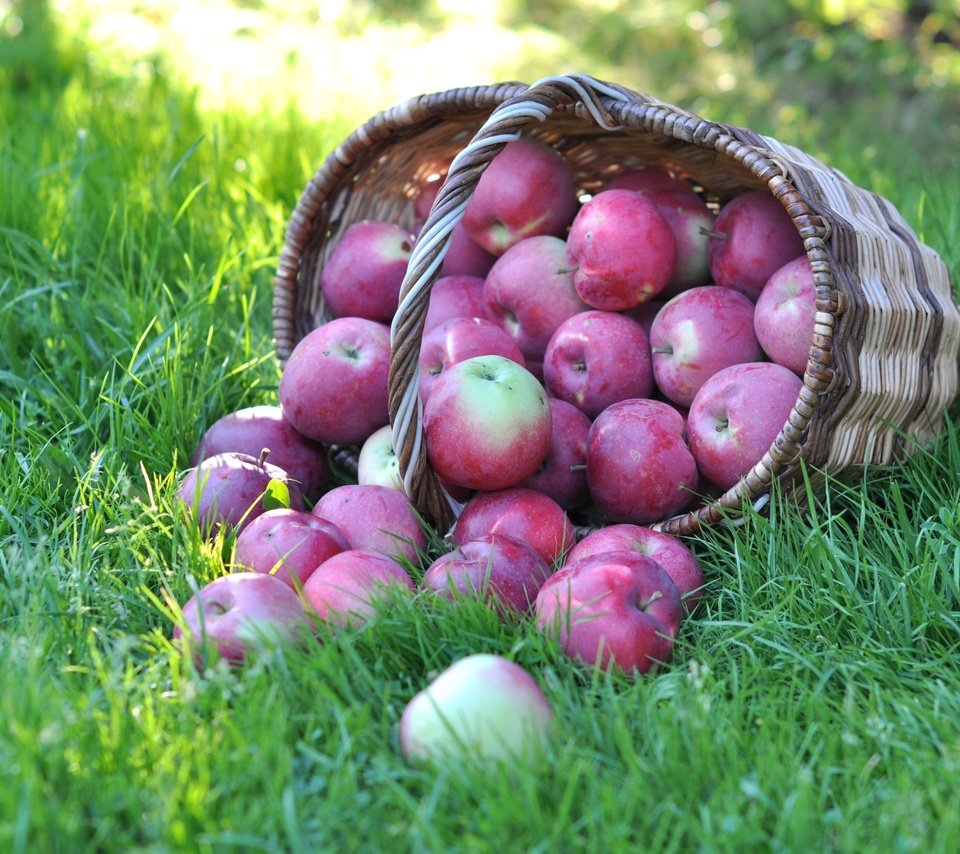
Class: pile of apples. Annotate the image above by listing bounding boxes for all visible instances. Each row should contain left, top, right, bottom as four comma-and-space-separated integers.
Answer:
173, 134, 818, 763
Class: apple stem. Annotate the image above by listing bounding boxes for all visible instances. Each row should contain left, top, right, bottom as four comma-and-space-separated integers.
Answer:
641, 590, 664, 608
651, 345, 673, 355
555, 266, 579, 275
699, 227, 728, 240
258, 447, 271, 467
569, 464, 587, 473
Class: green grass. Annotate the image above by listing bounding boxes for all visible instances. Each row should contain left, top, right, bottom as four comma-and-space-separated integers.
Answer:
2, 8, 960, 854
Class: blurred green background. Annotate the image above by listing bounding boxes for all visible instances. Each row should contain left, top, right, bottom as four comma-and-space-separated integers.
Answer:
2, 0, 958, 169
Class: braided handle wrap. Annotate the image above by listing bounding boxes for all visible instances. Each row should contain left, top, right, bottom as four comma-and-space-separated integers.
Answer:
387, 74, 636, 532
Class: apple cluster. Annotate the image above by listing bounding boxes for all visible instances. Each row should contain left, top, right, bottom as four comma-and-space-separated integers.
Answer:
170, 135, 820, 762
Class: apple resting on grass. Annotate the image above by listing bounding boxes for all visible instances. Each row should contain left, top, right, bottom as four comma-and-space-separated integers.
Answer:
462, 138, 579, 256
174, 572, 309, 666
707, 190, 806, 300
535, 551, 682, 675
518, 397, 592, 511
311, 483, 427, 565
452, 487, 575, 570
301, 549, 414, 629
233, 508, 349, 589
177, 451, 305, 537
650, 285, 764, 407
543, 310, 654, 419
319, 219, 415, 323
566, 189, 676, 311
278, 316, 391, 446
565, 524, 705, 614
482, 235, 589, 362
191, 404, 329, 501
399, 654, 553, 765
418, 316, 525, 403
586, 399, 700, 524
423, 355, 551, 492
753, 255, 817, 376
686, 361, 804, 490
421, 533, 552, 616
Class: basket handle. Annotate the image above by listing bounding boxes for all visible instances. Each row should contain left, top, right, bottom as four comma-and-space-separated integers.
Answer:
387, 74, 637, 532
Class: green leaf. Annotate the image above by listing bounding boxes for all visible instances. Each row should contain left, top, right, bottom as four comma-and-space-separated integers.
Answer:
262, 478, 291, 511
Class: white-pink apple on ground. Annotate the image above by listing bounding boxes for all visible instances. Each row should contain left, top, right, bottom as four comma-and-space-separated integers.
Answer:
452, 487, 576, 569
463, 138, 579, 256
707, 190, 806, 300
301, 549, 414, 629
645, 189, 716, 297
650, 285, 763, 407
423, 355, 551, 491
543, 310, 653, 418
233, 508, 349, 589
357, 424, 403, 491
566, 189, 676, 311
422, 275, 487, 334
518, 397, 591, 510
421, 533, 552, 616
278, 316, 391, 446
191, 404, 329, 501
399, 654, 553, 765
312, 483, 427, 564
418, 316, 525, 403
753, 255, 817, 376
586, 399, 700, 524
566, 524, 705, 614
482, 235, 588, 361
687, 361, 803, 490
174, 572, 309, 666
604, 165, 695, 195
177, 451, 305, 538
320, 219, 415, 323
535, 551, 682, 675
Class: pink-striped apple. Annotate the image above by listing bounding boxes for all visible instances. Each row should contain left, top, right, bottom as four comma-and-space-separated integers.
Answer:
518, 398, 591, 510
535, 551, 682, 675
423, 355, 551, 491
422, 275, 487, 334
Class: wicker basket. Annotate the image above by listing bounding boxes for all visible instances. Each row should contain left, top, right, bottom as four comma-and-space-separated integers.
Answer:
273, 74, 960, 537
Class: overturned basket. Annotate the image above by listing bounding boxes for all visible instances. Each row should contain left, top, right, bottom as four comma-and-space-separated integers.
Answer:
274, 74, 960, 537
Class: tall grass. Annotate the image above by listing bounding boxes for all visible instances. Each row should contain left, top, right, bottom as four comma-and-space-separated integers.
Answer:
1, 8, 959, 853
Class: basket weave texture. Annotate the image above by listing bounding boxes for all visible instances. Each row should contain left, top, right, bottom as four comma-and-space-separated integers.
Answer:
273, 74, 960, 537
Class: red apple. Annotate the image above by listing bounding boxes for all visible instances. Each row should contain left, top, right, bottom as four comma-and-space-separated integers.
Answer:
320, 219, 415, 323
753, 255, 817, 376
518, 398, 591, 510
686, 361, 803, 490
452, 487, 576, 569
566, 189, 676, 311
177, 451, 305, 537
707, 190, 806, 300
441, 221, 498, 278
422, 274, 487, 334
604, 166, 695, 195
535, 551, 682, 675
302, 549, 414, 628
423, 355, 551, 492
399, 654, 553, 764
418, 316, 525, 403
482, 235, 588, 361
421, 533, 552, 616
586, 399, 700, 524
174, 571, 309, 665
463, 138, 578, 256
190, 404, 329, 501
233, 508, 349, 589
650, 285, 764, 407
645, 189, 716, 297
278, 316, 391, 446
311, 483, 427, 564
566, 524, 705, 614
543, 310, 653, 418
